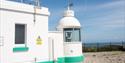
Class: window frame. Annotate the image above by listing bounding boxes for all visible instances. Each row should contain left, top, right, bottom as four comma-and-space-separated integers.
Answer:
73, 28, 81, 42
63, 28, 81, 42
15, 23, 27, 47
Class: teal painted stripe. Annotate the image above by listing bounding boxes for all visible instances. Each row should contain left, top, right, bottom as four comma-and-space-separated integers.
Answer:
35, 55, 84, 63
13, 47, 29, 52
65, 55, 84, 63
36, 60, 54, 63
57, 57, 65, 63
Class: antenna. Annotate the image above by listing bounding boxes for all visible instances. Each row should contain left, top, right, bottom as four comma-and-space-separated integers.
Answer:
67, 0, 73, 10
34, 0, 40, 7
33, 0, 41, 24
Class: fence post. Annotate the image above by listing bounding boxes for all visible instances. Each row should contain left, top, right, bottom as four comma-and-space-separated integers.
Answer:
97, 43, 99, 52
122, 41, 123, 50
34, 58, 37, 63
110, 42, 112, 51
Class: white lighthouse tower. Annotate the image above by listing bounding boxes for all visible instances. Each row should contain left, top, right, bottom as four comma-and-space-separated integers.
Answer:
56, 0, 84, 63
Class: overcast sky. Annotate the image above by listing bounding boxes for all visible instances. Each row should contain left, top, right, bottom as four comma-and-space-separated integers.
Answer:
41, 0, 125, 43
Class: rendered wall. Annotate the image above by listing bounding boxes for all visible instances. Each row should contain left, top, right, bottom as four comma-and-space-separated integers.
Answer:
48, 31, 64, 61
0, 1, 50, 63
64, 42, 83, 57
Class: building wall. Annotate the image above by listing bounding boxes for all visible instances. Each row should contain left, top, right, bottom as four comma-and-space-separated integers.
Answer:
48, 31, 64, 61
48, 31, 84, 63
0, 1, 50, 63
64, 42, 83, 57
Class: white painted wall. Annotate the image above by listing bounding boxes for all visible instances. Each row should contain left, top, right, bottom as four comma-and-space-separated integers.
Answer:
48, 31, 64, 61
0, 0, 50, 63
64, 42, 83, 57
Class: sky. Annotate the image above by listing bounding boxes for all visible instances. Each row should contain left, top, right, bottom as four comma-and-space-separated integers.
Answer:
40, 0, 125, 43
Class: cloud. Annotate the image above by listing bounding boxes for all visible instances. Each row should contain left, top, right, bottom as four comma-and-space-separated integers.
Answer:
81, 0, 125, 42
97, 0, 125, 9
74, 0, 125, 14
86, 13, 125, 29
82, 0, 125, 29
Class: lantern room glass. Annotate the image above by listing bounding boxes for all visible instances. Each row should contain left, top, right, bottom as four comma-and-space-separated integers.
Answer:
64, 28, 81, 42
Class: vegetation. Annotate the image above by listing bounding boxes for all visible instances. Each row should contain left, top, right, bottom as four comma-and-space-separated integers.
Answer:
82, 42, 125, 52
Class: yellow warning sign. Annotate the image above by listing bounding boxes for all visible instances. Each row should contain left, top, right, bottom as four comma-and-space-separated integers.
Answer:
36, 36, 42, 45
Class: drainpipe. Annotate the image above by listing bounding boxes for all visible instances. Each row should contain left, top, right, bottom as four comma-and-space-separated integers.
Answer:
52, 39, 54, 61
48, 37, 55, 62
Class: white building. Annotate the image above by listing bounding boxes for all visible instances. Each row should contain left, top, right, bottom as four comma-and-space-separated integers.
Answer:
0, 0, 84, 63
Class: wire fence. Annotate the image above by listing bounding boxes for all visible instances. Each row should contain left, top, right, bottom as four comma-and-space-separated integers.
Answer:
82, 41, 125, 52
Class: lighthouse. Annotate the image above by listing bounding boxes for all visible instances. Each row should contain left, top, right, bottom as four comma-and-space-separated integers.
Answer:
0, 0, 84, 63
56, 0, 84, 63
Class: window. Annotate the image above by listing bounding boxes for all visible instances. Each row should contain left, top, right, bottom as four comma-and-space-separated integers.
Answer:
15, 24, 26, 44
64, 28, 81, 42
64, 28, 73, 42
65, 31, 72, 42
13, 24, 29, 52
73, 28, 81, 41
